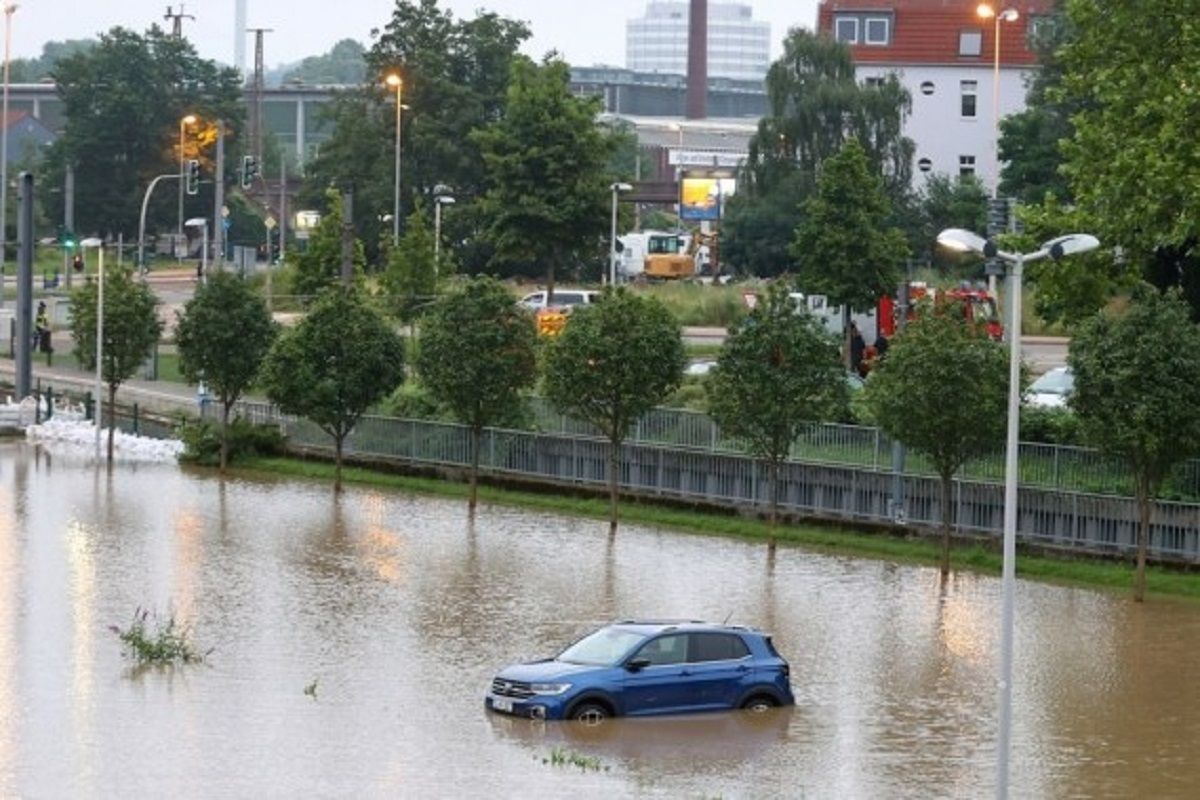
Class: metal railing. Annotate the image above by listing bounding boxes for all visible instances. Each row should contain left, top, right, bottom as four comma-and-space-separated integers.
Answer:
229, 401, 1200, 564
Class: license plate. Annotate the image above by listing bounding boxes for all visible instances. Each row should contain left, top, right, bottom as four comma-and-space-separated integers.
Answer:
492, 698, 513, 713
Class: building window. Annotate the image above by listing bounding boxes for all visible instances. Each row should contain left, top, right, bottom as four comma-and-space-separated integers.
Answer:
959, 30, 983, 56
920, 81, 936, 95
835, 17, 859, 44
961, 80, 978, 118
864, 76, 885, 88
918, 158, 933, 173
959, 155, 976, 177
864, 17, 890, 45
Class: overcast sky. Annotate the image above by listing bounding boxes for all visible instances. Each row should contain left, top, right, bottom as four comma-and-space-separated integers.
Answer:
9, 0, 821, 69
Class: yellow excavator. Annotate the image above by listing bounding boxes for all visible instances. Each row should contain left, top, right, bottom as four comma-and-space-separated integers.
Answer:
642, 231, 719, 280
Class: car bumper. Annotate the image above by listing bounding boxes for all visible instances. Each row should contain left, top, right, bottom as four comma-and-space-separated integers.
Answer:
485, 693, 569, 721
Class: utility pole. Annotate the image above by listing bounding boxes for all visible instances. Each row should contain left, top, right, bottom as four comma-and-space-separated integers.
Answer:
248, 28, 272, 171
64, 164, 74, 288
279, 157, 287, 265
14, 171, 31, 399
213, 120, 225, 270
340, 188, 354, 286
163, 4, 195, 38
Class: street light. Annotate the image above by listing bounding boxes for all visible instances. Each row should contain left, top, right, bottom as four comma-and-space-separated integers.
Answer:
385, 72, 404, 247
79, 236, 104, 459
936, 227, 1099, 800
178, 114, 198, 261
433, 194, 455, 279
609, 182, 633, 286
0, 2, 17, 311
977, 4, 1020, 193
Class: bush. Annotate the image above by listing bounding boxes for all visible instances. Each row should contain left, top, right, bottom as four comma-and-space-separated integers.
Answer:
109, 607, 206, 665
638, 283, 749, 328
664, 376, 709, 412
1020, 405, 1082, 446
178, 417, 286, 466
378, 382, 535, 430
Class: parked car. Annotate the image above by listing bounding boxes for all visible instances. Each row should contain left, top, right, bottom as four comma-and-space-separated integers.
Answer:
519, 289, 600, 312
485, 620, 794, 722
1027, 366, 1074, 409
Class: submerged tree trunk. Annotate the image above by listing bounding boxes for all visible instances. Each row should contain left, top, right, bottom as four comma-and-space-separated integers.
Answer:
469, 425, 482, 513
106, 383, 118, 464
220, 399, 231, 473
768, 458, 780, 551
608, 436, 620, 536
334, 432, 344, 493
1134, 481, 1150, 603
939, 472, 953, 577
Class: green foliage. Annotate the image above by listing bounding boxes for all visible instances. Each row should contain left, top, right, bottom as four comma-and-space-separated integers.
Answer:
722, 171, 807, 278
1058, 0, 1200, 264
43, 27, 243, 237
544, 288, 686, 443
260, 287, 406, 483
417, 276, 537, 432
645, 282, 747, 328
708, 284, 845, 472
281, 39, 366, 85
380, 205, 438, 326
664, 377, 709, 412
8, 38, 96, 83
176, 272, 278, 410
544, 748, 605, 772
109, 608, 205, 665
70, 266, 164, 389
177, 418, 285, 466
1019, 406, 1081, 446
473, 56, 614, 286
290, 189, 365, 300
915, 174, 988, 268
792, 139, 910, 312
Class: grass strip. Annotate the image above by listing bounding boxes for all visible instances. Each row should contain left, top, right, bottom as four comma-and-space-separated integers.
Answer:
236, 456, 1200, 601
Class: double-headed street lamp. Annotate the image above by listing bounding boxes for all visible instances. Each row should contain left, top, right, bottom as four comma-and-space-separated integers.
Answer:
385, 73, 404, 247
433, 193, 455, 279
936, 227, 1099, 800
178, 114, 198, 259
976, 4, 1020, 192
609, 182, 632, 286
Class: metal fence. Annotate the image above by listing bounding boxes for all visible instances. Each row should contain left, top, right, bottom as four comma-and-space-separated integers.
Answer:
231, 401, 1200, 564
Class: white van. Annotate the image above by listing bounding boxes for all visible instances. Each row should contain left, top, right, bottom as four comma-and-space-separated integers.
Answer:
519, 289, 600, 311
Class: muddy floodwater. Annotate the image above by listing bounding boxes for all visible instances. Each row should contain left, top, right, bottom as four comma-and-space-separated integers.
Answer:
0, 442, 1198, 798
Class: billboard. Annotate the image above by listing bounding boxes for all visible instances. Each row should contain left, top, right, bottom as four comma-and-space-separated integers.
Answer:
679, 173, 737, 222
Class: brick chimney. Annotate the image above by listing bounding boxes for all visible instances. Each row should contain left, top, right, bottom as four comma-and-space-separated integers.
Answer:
686, 0, 708, 120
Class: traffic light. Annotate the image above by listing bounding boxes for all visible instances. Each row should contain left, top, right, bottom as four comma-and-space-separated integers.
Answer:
185, 159, 201, 196
269, 229, 281, 263
986, 196, 1011, 238
240, 155, 259, 189
57, 225, 75, 249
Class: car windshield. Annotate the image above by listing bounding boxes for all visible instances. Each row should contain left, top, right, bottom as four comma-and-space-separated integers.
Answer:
1031, 368, 1074, 396
557, 627, 646, 666
648, 236, 679, 255
555, 294, 586, 306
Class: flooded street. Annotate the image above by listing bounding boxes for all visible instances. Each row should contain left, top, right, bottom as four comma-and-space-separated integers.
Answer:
0, 441, 1198, 798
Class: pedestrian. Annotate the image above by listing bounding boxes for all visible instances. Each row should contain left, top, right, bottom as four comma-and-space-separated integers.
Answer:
72, 253, 84, 274
849, 322, 866, 374
874, 332, 889, 360
33, 301, 49, 352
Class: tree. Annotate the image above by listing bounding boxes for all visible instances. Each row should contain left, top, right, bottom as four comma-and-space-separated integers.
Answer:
473, 56, 614, 297
290, 189, 365, 301
380, 205, 438, 333
70, 266, 164, 463
44, 26, 243, 238
792, 138, 910, 364
417, 277, 537, 511
706, 284, 845, 536
543, 289, 685, 535
280, 39, 366, 85
864, 307, 1008, 576
175, 272, 278, 472
260, 288, 405, 491
9, 39, 96, 83
1068, 288, 1200, 601
1058, 0, 1200, 314
916, 174, 988, 269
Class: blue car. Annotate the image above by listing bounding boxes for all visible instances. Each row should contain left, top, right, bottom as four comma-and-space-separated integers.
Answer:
485, 621, 794, 722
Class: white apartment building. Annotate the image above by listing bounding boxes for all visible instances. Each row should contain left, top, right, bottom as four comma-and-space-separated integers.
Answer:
817, 0, 1055, 191
626, 1, 772, 82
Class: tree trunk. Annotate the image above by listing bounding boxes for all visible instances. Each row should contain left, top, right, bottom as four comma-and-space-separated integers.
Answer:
940, 473, 953, 578
546, 261, 556, 307
220, 399, 231, 474
608, 436, 620, 536
469, 425, 481, 514
334, 433, 344, 493
843, 305, 853, 371
106, 383, 117, 464
1134, 481, 1150, 603
768, 458, 780, 551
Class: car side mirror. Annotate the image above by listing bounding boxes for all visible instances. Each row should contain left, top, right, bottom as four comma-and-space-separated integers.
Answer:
625, 657, 651, 672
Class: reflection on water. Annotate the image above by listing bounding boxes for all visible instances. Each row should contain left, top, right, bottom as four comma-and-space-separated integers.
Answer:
0, 441, 1198, 798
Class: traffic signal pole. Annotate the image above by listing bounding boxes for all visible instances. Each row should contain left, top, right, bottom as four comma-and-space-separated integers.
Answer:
138, 174, 182, 278
213, 120, 225, 270
64, 164, 75, 289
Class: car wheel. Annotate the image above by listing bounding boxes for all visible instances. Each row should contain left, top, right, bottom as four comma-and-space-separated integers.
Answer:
740, 694, 779, 713
569, 702, 610, 726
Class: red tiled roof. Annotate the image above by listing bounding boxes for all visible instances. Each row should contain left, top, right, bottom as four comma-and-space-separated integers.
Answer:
1, 110, 30, 129
817, 0, 1056, 67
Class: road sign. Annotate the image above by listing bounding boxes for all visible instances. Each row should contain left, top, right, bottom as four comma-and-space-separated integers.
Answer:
264, 216, 277, 230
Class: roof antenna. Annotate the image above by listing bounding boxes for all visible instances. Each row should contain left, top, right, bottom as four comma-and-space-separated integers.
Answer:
722, 610, 734, 625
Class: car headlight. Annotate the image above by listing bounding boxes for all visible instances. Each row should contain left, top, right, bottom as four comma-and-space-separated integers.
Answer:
530, 682, 571, 695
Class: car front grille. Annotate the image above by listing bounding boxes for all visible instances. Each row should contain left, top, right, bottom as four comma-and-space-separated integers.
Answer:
491, 678, 535, 699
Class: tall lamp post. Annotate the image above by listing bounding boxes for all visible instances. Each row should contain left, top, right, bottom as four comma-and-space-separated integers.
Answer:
79, 237, 105, 458
937, 228, 1099, 800
433, 194, 455, 279
608, 182, 632, 286
385, 73, 403, 247
976, 4, 1020, 193
177, 114, 198, 260
0, 2, 17, 310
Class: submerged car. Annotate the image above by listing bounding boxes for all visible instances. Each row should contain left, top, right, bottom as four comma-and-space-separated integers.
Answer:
485, 621, 794, 722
